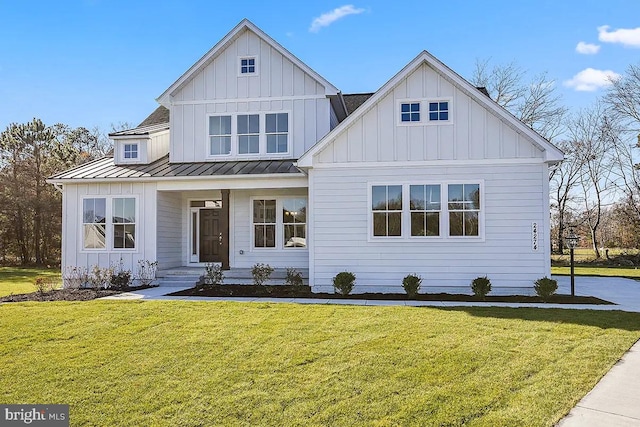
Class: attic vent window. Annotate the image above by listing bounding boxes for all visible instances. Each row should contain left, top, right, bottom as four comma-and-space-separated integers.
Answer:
240, 57, 256, 74
429, 101, 449, 121
401, 103, 420, 122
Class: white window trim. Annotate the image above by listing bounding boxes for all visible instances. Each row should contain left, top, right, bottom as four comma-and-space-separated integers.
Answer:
80, 195, 139, 253
119, 141, 142, 164
396, 98, 454, 126
367, 181, 484, 242
238, 55, 259, 77
206, 111, 292, 159
249, 196, 308, 251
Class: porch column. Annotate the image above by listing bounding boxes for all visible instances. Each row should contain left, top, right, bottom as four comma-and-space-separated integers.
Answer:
222, 189, 230, 270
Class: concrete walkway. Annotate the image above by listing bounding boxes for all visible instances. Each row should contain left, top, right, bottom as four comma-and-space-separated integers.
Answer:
101, 274, 640, 426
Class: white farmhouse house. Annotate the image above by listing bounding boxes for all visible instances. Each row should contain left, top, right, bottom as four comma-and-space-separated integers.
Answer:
48, 19, 563, 293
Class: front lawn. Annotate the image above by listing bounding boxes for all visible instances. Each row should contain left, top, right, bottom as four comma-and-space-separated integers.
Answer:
0, 266, 61, 297
1, 301, 639, 426
551, 265, 640, 278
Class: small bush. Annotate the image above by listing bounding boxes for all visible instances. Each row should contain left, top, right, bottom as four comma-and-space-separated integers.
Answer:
534, 276, 558, 302
137, 260, 158, 287
34, 276, 56, 299
285, 268, 303, 287
471, 276, 491, 299
402, 274, 422, 298
88, 265, 113, 291
252, 263, 274, 286
333, 271, 356, 296
62, 266, 88, 289
204, 263, 224, 286
110, 270, 132, 290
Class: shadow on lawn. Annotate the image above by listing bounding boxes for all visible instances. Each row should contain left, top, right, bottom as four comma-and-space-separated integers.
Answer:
433, 306, 640, 331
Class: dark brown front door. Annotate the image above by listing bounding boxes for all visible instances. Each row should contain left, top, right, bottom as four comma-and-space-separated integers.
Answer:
200, 209, 221, 262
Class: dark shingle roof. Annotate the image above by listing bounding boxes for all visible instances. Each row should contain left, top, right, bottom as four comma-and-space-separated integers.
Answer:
342, 93, 374, 115
138, 106, 170, 127
49, 155, 301, 180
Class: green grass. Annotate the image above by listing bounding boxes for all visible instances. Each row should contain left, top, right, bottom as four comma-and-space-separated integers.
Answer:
1, 301, 639, 426
551, 265, 640, 278
0, 266, 61, 297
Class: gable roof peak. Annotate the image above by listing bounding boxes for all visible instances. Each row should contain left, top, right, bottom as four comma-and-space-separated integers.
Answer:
156, 19, 339, 105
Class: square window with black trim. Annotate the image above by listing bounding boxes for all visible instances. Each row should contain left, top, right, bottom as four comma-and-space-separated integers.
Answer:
401, 103, 420, 122
429, 101, 449, 121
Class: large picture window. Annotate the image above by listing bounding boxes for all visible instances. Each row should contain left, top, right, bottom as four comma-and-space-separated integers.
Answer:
83, 198, 106, 249
448, 184, 480, 236
372, 185, 402, 237
82, 197, 136, 250
209, 115, 232, 155
410, 185, 441, 237
253, 199, 276, 248
283, 198, 306, 248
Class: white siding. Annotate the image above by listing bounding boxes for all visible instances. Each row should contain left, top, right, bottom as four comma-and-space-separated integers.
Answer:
230, 188, 308, 269
61, 182, 157, 274
170, 28, 331, 162
310, 163, 549, 292
157, 191, 182, 269
315, 63, 544, 164
149, 131, 170, 162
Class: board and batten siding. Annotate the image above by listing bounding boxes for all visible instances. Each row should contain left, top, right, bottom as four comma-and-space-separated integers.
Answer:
157, 191, 182, 269
230, 188, 309, 269
61, 182, 157, 274
310, 164, 549, 292
170, 29, 331, 162
315, 63, 543, 164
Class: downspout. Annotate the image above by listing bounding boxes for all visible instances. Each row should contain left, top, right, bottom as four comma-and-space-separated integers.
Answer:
52, 183, 64, 193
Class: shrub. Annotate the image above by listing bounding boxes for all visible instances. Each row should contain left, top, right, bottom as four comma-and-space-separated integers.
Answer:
285, 268, 304, 287
88, 265, 112, 291
534, 276, 558, 302
252, 263, 274, 286
402, 274, 422, 298
137, 260, 158, 287
110, 270, 132, 290
471, 276, 491, 299
62, 266, 88, 289
34, 276, 56, 299
204, 263, 224, 286
333, 271, 356, 296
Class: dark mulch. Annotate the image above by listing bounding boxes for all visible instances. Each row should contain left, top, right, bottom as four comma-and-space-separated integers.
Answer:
0, 285, 155, 303
169, 285, 613, 305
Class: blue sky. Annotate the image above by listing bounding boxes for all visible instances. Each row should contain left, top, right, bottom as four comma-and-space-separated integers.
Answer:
1, 0, 638, 133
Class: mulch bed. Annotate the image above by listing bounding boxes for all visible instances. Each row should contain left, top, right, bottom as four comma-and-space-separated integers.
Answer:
0, 285, 155, 303
169, 285, 613, 305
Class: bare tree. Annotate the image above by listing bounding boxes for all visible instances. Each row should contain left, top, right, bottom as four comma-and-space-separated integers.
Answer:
606, 62, 640, 130
569, 103, 615, 258
470, 59, 568, 141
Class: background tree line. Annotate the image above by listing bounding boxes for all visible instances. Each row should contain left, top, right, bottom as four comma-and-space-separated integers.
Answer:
0, 121, 115, 264
472, 59, 640, 257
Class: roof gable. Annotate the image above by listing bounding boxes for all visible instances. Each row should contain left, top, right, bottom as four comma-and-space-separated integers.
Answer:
157, 19, 339, 105
298, 51, 564, 167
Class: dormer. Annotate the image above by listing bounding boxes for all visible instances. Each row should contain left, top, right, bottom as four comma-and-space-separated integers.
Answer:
110, 121, 170, 166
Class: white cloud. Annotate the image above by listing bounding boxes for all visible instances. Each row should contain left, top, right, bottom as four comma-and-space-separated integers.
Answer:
598, 25, 640, 47
309, 5, 365, 33
575, 41, 600, 54
563, 68, 621, 91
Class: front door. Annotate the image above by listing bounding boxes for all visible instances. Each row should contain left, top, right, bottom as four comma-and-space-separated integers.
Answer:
199, 209, 221, 262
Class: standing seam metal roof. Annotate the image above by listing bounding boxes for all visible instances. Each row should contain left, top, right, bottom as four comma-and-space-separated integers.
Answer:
49, 155, 302, 180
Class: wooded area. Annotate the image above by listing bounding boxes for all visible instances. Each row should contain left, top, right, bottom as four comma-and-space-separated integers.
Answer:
1, 60, 639, 265
0, 121, 112, 264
